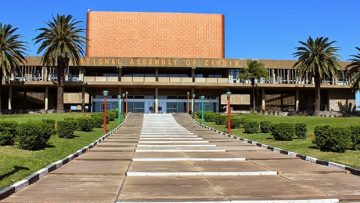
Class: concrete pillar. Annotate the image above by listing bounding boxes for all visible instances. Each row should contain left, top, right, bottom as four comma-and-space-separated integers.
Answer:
118, 66, 122, 82
79, 67, 84, 81
191, 67, 196, 82
155, 68, 159, 82
155, 88, 159, 113
81, 86, 85, 112
261, 89, 266, 111
45, 87, 49, 111
271, 69, 275, 83
296, 89, 299, 112
8, 86, 12, 111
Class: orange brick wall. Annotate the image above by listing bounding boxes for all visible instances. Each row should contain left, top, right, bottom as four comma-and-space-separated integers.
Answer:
86, 11, 224, 58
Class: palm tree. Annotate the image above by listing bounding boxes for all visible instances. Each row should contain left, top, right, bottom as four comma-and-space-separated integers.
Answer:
239, 60, 267, 111
34, 14, 86, 112
0, 23, 27, 112
346, 47, 360, 90
293, 37, 340, 116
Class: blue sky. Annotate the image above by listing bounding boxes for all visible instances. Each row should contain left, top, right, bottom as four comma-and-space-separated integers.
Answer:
0, 0, 360, 104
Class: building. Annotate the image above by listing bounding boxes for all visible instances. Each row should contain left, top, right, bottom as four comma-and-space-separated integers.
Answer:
0, 11, 356, 113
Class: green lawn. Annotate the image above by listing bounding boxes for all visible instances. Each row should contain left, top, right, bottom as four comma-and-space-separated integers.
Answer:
0, 113, 122, 190
197, 114, 360, 169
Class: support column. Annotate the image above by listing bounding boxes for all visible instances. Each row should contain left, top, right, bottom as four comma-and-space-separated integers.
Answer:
81, 86, 85, 112
296, 89, 299, 112
261, 89, 266, 111
191, 67, 196, 82
155, 88, 159, 113
79, 67, 84, 81
155, 68, 159, 82
8, 86, 12, 111
45, 87, 49, 111
118, 66, 122, 82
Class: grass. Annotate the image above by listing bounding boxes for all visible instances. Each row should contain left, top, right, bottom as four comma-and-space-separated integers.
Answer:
0, 113, 123, 190
197, 114, 360, 169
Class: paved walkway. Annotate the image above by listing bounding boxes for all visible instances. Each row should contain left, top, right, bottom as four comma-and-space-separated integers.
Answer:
2, 113, 360, 202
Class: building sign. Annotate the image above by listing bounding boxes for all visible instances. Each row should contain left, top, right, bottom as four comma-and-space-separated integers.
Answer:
80, 57, 243, 68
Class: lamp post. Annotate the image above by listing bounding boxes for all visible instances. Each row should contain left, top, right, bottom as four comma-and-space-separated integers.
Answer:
201, 95, 205, 125
186, 92, 190, 114
103, 90, 109, 133
227, 91, 232, 134
122, 93, 125, 115
117, 95, 121, 125
192, 93, 196, 118
125, 91, 128, 114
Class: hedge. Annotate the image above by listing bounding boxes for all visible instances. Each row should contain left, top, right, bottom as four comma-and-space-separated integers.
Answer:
17, 121, 52, 150
243, 121, 259, 134
295, 123, 307, 139
0, 121, 18, 146
57, 120, 76, 138
64, 118, 79, 131
78, 117, 95, 132
313, 126, 352, 153
260, 121, 272, 133
41, 119, 56, 136
215, 115, 227, 125
349, 126, 360, 150
271, 123, 295, 141
91, 115, 104, 127
204, 112, 218, 122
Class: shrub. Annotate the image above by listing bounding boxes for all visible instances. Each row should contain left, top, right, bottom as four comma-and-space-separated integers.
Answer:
78, 117, 95, 132
349, 126, 360, 150
204, 112, 218, 122
196, 112, 202, 119
313, 126, 352, 153
17, 121, 51, 150
215, 115, 227, 125
41, 119, 56, 135
295, 123, 307, 139
107, 111, 117, 121
260, 121, 272, 133
271, 123, 295, 141
0, 121, 18, 145
57, 120, 76, 138
91, 115, 103, 128
244, 121, 259, 134
64, 118, 79, 131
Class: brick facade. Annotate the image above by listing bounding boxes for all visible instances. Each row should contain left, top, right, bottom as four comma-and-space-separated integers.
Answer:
86, 11, 224, 58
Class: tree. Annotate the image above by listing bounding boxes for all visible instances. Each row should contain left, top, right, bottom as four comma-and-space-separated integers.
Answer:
34, 15, 86, 112
0, 23, 27, 112
346, 47, 360, 90
239, 60, 267, 112
293, 37, 340, 116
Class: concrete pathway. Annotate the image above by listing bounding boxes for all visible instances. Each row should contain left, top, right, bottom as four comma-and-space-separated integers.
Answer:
2, 113, 360, 202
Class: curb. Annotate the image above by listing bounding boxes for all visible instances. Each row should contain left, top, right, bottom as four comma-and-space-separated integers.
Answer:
186, 114, 360, 177
0, 113, 130, 200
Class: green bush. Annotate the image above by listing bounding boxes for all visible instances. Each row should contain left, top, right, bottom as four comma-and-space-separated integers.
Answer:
0, 121, 18, 145
244, 121, 259, 134
295, 123, 307, 139
224, 117, 242, 129
204, 112, 218, 122
349, 126, 360, 150
64, 118, 79, 131
57, 120, 76, 138
91, 115, 103, 128
215, 115, 227, 125
313, 126, 352, 153
271, 123, 295, 141
196, 112, 202, 119
17, 121, 51, 150
107, 111, 117, 121
78, 117, 95, 132
41, 119, 56, 135
260, 121, 272, 133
